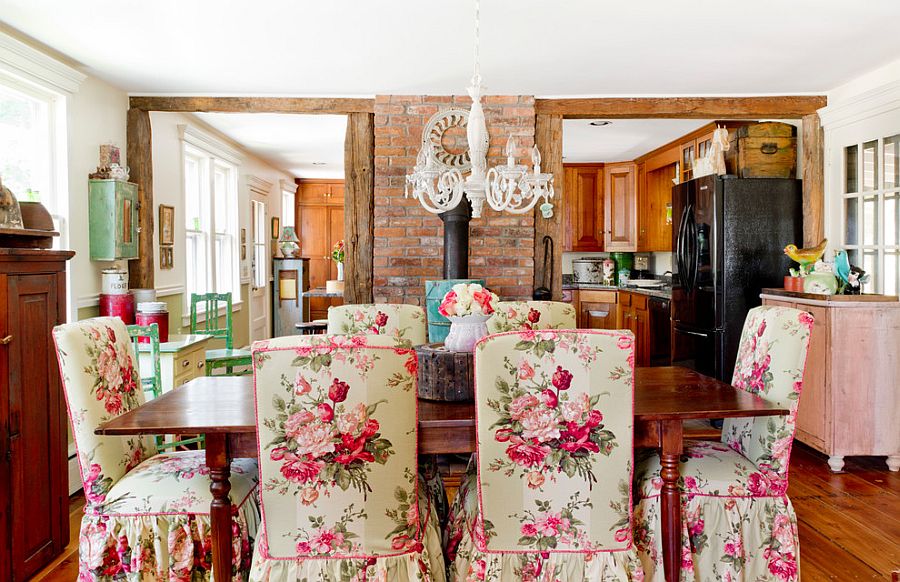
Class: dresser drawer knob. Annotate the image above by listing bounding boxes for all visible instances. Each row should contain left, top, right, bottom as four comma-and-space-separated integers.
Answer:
197, 361, 204, 369
182, 359, 191, 368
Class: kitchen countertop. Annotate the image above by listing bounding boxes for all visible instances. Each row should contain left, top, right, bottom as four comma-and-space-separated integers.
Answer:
563, 281, 672, 300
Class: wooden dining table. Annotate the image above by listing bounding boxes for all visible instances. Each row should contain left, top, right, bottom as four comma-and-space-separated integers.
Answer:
96, 366, 786, 582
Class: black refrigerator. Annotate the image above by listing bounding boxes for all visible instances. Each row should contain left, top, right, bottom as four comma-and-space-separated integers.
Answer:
671, 175, 802, 382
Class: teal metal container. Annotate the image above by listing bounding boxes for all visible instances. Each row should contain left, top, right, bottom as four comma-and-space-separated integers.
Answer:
89, 179, 139, 260
425, 279, 485, 343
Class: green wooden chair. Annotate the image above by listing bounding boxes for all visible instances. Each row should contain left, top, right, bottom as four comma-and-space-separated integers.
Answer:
189, 292, 252, 376
127, 323, 204, 450
127, 322, 162, 400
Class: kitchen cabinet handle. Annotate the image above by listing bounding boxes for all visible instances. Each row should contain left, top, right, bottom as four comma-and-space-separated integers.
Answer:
0, 335, 11, 345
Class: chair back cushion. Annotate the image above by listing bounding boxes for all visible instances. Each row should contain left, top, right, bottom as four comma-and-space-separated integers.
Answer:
52, 318, 155, 506
473, 329, 635, 553
486, 301, 577, 334
252, 334, 422, 559
326, 303, 427, 347
723, 305, 813, 481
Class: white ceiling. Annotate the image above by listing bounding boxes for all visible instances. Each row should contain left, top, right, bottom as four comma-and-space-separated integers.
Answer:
194, 113, 346, 178
3, 0, 900, 96
563, 119, 711, 163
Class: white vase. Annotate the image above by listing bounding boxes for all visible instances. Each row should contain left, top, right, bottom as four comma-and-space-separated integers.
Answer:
444, 314, 491, 353
336, 262, 344, 281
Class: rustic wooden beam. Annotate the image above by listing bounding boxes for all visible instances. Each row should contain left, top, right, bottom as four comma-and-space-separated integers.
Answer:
344, 112, 375, 304
126, 108, 154, 289
802, 113, 825, 247
129, 96, 374, 115
533, 113, 564, 300
535, 96, 827, 119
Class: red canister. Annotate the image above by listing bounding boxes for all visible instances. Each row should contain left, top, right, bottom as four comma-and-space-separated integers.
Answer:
135, 302, 169, 342
99, 293, 135, 325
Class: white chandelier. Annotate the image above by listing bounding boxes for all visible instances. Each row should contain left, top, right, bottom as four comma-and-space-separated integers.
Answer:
404, 0, 554, 219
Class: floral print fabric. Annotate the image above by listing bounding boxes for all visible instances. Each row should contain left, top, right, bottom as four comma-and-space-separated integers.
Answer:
327, 303, 427, 348
633, 306, 813, 581
53, 318, 261, 581
486, 301, 577, 334
250, 334, 445, 581
445, 330, 643, 581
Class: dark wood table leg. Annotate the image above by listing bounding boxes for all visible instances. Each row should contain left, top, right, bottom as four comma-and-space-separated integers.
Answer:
659, 419, 683, 582
206, 433, 233, 581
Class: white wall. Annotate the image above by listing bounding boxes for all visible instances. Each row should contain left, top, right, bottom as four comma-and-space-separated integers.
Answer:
150, 111, 294, 303
68, 75, 129, 308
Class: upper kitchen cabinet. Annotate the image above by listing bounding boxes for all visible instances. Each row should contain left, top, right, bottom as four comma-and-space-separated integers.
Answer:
563, 164, 605, 252
88, 179, 139, 261
604, 162, 637, 251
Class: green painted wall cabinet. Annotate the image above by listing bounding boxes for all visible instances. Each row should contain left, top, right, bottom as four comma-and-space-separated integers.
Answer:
89, 179, 139, 260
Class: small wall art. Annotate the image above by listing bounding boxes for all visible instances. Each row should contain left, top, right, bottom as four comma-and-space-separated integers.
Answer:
240, 228, 247, 260
159, 246, 173, 269
271, 216, 280, 240
159, 204, 175, 245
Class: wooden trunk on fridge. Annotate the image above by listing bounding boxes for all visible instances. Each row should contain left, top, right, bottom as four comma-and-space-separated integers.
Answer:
88, 179, 139, 260
762, 290, 900, 472
725, 122, 797, 179
0, 248, 73, 581
297, 180, 344, 321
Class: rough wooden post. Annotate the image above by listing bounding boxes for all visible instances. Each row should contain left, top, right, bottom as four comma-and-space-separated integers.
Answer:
344, 112, 375, 304
127, 108, 154, 289
534, 113, 564, 300
802, 113, 825, 247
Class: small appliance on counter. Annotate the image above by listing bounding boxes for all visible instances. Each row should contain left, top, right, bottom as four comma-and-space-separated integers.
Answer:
633, 254, 651, 279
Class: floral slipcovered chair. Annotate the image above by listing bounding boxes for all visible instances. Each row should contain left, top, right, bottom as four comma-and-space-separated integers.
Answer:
327, 303, 427, 347
446, 330, 644, 581
52, 317, 260, 581
249, 333, 446, 581
486, 300, 577, 334
632, 306, 813, 581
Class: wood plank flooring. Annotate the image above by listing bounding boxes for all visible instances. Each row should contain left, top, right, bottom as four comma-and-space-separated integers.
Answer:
30, 442, 899, 581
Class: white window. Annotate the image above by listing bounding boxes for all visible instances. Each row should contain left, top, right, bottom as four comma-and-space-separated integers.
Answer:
841, 134, 900, 294
182, 137, 240, 311
0, 73, 66, 246
251, 199, 267, 289
281, 186, 295, 228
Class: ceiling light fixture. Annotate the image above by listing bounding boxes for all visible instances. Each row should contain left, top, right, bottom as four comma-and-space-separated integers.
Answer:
405, 0, 555, 219
589, 120, 612, 127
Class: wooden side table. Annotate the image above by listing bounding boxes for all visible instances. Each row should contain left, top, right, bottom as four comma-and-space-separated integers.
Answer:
294, 320, 328, 335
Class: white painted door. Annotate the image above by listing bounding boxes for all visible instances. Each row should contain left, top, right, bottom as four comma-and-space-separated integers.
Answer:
250, 198, 269, 341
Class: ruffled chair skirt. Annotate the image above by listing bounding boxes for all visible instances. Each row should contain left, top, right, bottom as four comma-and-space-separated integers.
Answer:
633, 494, 801, 582
78, 498, 261, 581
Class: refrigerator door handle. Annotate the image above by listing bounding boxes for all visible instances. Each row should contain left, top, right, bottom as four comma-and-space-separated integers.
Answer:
675, 204, 690, 287
688, 206, 700, 292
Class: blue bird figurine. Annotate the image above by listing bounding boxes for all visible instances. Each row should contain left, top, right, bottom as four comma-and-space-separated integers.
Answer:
834, 250, 852, 286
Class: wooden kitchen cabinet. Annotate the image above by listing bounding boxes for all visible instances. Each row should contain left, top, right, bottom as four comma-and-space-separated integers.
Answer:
563, 165, 604, 251
297, 179, 345, 321
617, 291, 650, 367
761, 291, 900, 473
576, 290, 617, 329
0, 249, 73, 582
604, 162, 637, 251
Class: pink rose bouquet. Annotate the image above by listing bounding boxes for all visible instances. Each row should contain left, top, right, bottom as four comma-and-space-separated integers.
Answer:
438, 282, 498, 317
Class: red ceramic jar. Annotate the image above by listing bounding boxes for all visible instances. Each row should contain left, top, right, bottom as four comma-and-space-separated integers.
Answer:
135, 310, 169, 343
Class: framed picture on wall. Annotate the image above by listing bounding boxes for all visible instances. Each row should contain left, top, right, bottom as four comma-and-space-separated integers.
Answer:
159, 204, 175, 245
240, 228, 247, 260
271, 216, 280, 240
160, 246, 173, 269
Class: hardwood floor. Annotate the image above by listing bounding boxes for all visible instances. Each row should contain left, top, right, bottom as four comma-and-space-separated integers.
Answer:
29, 443, 899, 581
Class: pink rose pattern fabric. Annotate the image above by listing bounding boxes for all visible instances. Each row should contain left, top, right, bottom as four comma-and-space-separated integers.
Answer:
486, 301, 577, 334
53, 318, 260, 581
633, 306, 813, 581
446, 330, 643, 581
250, 334, 445, 581
327, 303, 428, 348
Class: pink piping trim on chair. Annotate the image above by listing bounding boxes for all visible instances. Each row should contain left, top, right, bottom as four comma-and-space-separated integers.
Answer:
471, 328, 637, 556
250, 337, 425, 562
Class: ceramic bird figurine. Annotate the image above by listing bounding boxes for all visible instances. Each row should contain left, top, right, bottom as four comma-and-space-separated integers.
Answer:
833, 250, 852, 286
784, 239, 828, 273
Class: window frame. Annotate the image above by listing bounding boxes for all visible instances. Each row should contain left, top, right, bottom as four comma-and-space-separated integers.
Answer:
251, 198, 267, 290
180, 127, 242, 319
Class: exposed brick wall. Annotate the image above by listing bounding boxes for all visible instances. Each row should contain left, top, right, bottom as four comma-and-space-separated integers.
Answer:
373, 94, 535, 305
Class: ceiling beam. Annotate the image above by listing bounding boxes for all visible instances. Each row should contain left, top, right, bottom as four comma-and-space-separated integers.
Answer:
128, 96, 374, 114
535, 96, 827, 119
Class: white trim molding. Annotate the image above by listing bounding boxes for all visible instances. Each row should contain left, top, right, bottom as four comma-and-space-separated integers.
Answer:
247, 174, 274, 195
819, 80, 900, 131
178, 124, 243, 166
0, 32, 86, 94
280, 178, 298, 194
